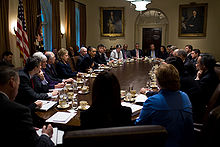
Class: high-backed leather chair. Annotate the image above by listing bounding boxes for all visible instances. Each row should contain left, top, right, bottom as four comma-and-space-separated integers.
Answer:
63, 125, 167, 146
68, 56, 79, 72
200, 106, 220, 146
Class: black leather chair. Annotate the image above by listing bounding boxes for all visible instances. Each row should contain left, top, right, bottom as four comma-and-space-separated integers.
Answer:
194, 66, 220, 146
63, 125, 167, 146
203, 66, 220, 122
194, 106, 220, 147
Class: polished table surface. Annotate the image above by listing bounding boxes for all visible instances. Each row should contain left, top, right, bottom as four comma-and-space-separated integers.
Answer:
36, 61, 153, 129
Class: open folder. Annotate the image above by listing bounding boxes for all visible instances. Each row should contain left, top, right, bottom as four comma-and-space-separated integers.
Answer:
37, 100, 57, 111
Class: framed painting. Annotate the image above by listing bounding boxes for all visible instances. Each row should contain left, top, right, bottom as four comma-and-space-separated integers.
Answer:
179, 3, 208, 37
100, 7, 124, 37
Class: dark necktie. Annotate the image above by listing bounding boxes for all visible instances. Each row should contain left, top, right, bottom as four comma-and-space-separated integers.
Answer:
30, 78, 34, 89
124, 51, 127, 59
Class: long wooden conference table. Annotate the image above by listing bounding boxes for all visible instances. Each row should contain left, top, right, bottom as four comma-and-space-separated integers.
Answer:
36, 60, 154, 129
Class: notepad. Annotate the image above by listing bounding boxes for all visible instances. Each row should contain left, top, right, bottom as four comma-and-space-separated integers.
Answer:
38, 100, 57, 111
46, 112, 76, 124
36, 127, 64, 145
135, 94, 148, 103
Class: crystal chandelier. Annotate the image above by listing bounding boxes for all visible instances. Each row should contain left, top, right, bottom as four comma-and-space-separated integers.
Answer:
126, 0, 151, 11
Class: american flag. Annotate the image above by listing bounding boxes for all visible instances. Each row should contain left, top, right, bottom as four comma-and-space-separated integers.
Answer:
16, 0, 30, 63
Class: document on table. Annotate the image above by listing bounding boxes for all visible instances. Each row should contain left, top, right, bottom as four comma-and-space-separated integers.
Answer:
49, 88, 63, 92
38, 100, 57, 111
46, 112, 77, 124
121, 102, 143, 115
36, 127, 64, 145
135, 94, 148, 103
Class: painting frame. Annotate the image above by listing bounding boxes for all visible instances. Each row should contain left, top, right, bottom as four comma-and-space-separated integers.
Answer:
178, 3, 208, 37
100, 7, 124, 37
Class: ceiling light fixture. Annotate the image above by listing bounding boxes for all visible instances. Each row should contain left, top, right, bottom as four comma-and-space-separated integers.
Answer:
127, 0, 151, 11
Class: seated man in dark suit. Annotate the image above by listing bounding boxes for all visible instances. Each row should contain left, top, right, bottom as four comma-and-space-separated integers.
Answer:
146, 44, 159, 58
195, 53, 219, 122
0, 66, 54, 147
0, 51, 14, 67
185, 44, 193, 60
94, 44, 107, 65
15, 56, 57, 107
176, 49, 197, 77
191, 49, 200, 68
122, 44, 131, 59
76, 47, 87, 71
78, 46, 98, 73
45, 52, 73, 84
130, 43, 144, 59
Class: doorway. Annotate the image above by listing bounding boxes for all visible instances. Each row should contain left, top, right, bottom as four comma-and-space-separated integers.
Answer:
135, 9, 168, 54
142, 28, 162, 55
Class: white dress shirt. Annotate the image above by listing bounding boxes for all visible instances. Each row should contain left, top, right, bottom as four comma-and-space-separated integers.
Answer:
110, 49, 123, 60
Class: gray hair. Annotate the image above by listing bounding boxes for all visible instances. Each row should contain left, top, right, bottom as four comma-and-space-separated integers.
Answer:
176, 49, 187, 58
33, 52, 47, 61
45, 51, 55, 60
80, 47, 87, 53
0, 66, 18, 85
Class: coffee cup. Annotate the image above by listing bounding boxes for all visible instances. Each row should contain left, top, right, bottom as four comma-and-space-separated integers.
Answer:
80, 101, 88, 110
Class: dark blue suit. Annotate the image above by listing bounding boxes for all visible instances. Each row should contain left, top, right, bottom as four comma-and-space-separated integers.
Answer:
94, 52, 107, 65
56, 60, 77, 79
146, 49, 159, 58
130, 49, 144, 58
45, 64, 62, 82
76, 55, 84, 72
78, 54, 98, 73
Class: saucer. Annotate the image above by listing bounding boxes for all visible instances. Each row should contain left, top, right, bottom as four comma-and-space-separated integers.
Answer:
57, 104, 70, 109
77, 81, 84, 84
78, 90, 89, 94
78, 105, 90, 110
124, 98, 135, 102
85, 74, 90, 78
121, 96, 126, 99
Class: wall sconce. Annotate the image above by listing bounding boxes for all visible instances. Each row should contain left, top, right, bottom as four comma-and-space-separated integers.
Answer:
61, 24, 65, 38
11, 20, 17, 36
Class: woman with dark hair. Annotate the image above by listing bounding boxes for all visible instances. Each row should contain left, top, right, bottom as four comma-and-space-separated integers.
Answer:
80, 72, 132, 129
135, 64, 194, 147
158, 45, 169, 60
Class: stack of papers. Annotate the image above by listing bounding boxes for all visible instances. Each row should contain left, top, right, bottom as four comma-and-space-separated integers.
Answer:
38, 100, 57, 111
135, 94, 148, 103
46, 112, 76, 124
36, 127, 64, 145
121, 102, 143, 115
49, 88, 64, 92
